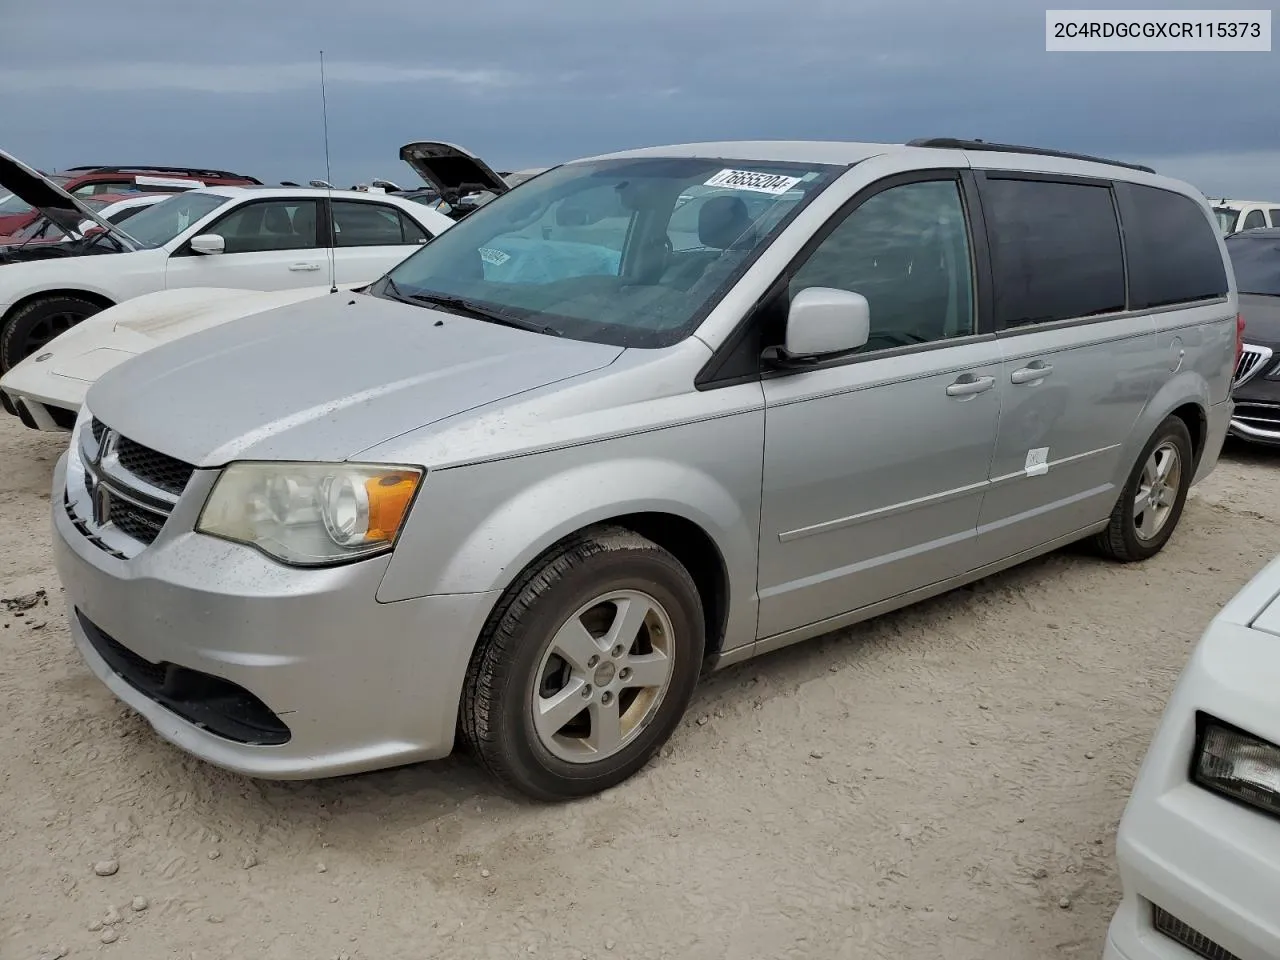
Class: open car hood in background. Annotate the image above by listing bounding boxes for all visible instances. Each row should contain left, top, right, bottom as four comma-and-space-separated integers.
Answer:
0, 148, 135, 247
398, 141, 510, 200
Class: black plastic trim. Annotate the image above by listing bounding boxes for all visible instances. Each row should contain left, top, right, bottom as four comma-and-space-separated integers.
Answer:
78, 610, 291, 746
906, 138, 1155, 174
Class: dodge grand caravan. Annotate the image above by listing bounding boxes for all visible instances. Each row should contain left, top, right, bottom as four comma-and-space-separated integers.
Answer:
52, 138, 1239, 800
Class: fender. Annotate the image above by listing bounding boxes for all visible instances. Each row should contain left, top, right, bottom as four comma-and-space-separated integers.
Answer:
375, 428, 764, 652
1112, 368, 1212, 490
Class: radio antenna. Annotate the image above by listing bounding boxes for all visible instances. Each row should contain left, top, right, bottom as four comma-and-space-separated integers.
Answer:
319, 50, 338, 294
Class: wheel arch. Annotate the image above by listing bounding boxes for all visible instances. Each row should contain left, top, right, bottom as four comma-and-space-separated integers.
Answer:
376, 456, 761, 661
2, 288, 117, 325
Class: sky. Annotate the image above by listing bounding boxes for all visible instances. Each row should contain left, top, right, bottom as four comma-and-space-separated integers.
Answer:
1, 0, 1277, 199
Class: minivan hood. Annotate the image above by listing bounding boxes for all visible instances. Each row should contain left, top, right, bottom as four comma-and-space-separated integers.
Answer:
398, 141, 510, 199
84, 293, 623, 467
0, 149, 133, 244
1241, 294, 1280, 343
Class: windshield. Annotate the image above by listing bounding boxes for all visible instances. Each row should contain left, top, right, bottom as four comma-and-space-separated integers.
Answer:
1227, 234, 1280, 296
116, 191, 230, 247
379, 157, 839, 347
1213, 207, 1240, 234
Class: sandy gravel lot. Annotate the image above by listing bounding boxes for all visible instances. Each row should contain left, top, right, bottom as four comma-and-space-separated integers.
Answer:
2, 410, 1279, 960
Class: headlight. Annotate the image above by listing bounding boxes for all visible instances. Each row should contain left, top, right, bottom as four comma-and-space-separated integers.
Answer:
196, 462, 423, 566
1193, 714, 1280, 818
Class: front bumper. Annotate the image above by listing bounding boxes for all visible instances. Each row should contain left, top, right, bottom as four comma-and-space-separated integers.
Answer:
1105, 610, 1280, 960
1230, 354, 1280, 446
51, 451, 499, 779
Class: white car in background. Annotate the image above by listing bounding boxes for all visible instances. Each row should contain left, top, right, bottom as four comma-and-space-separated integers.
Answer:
1, 284, 358, 430
0, 147, 455, 372
1104, 552, 1280, 960
1210, 199, 1280, 234
4, 193, 174, 247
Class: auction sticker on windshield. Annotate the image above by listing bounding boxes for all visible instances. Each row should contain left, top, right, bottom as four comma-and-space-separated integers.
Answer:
704, 169, 804, 195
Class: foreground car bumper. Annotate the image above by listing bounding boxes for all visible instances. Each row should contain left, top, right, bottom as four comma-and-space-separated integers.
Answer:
1105, 564, 1280, 960
51, 452, 498, 779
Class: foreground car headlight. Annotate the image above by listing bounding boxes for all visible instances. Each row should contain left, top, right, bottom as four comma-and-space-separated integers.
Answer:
196, 462, 423, 566
1193, 714, 1280, 818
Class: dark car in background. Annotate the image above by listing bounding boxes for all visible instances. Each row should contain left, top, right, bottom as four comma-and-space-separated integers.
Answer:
1229, 228, 1280, 446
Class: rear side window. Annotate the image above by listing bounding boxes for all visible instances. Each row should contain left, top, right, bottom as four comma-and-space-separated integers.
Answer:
980, 176, 1126, 327
1269, 209, 1280, 227
1120, 184, 1229, 309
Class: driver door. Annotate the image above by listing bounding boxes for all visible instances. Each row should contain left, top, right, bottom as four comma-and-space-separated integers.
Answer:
756, 174, 1003, 638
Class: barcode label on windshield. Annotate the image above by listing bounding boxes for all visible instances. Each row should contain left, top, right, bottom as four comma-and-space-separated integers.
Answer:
704, 169, 803, 195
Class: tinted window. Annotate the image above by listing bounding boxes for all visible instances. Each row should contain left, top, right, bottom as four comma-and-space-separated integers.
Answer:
1121, 184, 1229, 309
332, 201, 409, 247
1225, 234, 1280, 297
207, 200, 319, 253
1270, 209, 1280, 227
789, 179, 975, 349
982, 177, 1124, 327
400, 212, 429, 243
1243, 209, 1267, 230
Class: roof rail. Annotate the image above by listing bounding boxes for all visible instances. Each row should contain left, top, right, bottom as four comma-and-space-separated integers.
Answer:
62, 164, 264, 183
906, 138, 1155, 174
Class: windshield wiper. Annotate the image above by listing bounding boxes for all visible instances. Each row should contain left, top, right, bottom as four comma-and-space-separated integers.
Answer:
383, 280, 559, 336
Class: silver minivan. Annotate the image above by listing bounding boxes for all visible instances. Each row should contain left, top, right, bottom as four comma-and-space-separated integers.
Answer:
52, 138, 1239, 800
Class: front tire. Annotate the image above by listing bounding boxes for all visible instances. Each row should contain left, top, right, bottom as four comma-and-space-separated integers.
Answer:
1094, 416, 1194, 562
0, 295, 105, 372
460, 526, 705, 801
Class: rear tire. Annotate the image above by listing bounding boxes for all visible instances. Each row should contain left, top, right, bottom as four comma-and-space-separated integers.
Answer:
460, 525, 705, 801
0, 296, 105, 372
1094, 416, 1194, 562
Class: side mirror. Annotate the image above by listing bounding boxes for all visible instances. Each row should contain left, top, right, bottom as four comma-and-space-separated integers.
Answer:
783, 287, 871, 358
189, 234, 225, 255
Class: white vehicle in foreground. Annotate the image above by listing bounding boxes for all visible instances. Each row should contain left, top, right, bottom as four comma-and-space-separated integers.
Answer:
0, 284, 358, 430
1105, 552, 1280, 960
0, 147, 455, 373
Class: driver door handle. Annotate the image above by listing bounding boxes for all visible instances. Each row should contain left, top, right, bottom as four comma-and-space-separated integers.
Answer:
946, 375, 995, 398
289, 262, 321, 272
1011, 362, 1053, 384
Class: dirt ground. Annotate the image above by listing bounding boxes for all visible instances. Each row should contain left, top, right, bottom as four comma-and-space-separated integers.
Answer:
2, 412, 1279, 960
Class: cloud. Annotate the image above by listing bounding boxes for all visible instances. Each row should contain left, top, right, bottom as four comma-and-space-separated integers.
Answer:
0, 61, 519, 95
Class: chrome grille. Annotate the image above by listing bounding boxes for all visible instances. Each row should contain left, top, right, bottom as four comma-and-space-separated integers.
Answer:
1152, 905, 1240, 960
1233, 343, 1274, 388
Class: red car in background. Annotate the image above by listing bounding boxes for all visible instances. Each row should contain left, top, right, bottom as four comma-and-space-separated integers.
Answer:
0, 164, 261, 235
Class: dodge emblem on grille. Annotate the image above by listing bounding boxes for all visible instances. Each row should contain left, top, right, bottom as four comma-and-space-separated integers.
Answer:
92, 482, 111, 526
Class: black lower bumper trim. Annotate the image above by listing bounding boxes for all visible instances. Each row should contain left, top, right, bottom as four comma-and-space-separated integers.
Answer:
77, 610, 291, 746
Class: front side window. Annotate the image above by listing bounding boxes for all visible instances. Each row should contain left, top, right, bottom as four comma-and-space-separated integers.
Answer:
788, 179, 975, 350
378, 157, 839, 347
1226, 234, 1280, 297
1243, 209, 1267, 230
1122, 184, 1228, 309
981, 176, 1125, 327
205, 199, 319, 253
118, 191, 230, 248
